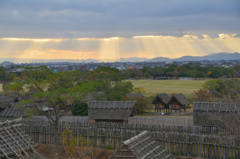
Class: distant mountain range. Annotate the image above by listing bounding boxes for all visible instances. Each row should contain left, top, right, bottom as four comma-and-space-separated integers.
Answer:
146, 52, 240, 62
1, 52, 240, 64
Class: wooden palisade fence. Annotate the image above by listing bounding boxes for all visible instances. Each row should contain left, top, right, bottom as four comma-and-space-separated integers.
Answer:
21, 121, 240, 159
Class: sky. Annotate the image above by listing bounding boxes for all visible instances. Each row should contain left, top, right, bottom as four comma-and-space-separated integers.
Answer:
0, 0, 240, 61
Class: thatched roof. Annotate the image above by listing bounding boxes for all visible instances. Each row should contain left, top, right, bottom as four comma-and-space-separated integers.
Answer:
126, 93, 144, 98
83, 92, 105, 102
0, 94, 24, 108
11, 101, 53, 112
32, 115, 90, 122
171, 94, 189, 105
109, 131, 172, 159
152, 93, 171, 105
193, 102, 239, 112
88, 101, 135, 121
0, 96, 11, 103
0, 96, 12, 108
0, 118, 45, 159
0, 107, 25, 118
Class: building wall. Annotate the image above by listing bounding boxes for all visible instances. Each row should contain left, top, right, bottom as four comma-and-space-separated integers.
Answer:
95, 119, 125, 123
170, 99, 183, 110
155, 101, 166, 109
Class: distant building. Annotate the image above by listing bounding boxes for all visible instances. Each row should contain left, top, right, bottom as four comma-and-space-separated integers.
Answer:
179, 77, 193, 80
0, 61, 13, 68
116, 66, 126, 70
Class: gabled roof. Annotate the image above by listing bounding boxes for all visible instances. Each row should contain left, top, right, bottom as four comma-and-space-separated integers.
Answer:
126, 93, 144, 98
152, 93, 171, 104
0, 107, 25, 118
83, 92, 105, 102
32, 115, 90, 122
109, 131, 172, 159
0, 94, 24, 108
0, 118, 45, 159
88, 101, 135, 120
193, 102, 239, 112
0, 96, 12, 106
171, 93, 189, 105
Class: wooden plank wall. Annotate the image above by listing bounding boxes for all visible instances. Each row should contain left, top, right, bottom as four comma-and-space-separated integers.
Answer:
128, 117, 193, 126
21, 121, 240, 159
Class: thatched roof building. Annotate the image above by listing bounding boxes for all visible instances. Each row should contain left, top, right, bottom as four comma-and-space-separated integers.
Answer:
0, 96, 12, 109
0, 107, 25, 121
109, 131, 172, 159
88, 101, 135, 123
169, 93, 189, 112
193, 102, 237, 112
0, 118, 45, 159
152, 93, 171, 112
193, 102, 240, 127
83, 92, 105, 103
0, 94, 23, 112
0, 101, 54, 121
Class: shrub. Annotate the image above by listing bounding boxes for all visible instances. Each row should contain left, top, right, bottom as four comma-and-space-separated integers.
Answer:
72, 102, 88, 116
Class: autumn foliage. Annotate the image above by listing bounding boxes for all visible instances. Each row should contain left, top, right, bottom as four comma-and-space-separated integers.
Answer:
193, 89, 211, 101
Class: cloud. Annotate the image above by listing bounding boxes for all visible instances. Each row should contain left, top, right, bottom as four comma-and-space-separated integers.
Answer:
0, 0, 239, 38
1, 34, 240, 60
1, 38, 64, 42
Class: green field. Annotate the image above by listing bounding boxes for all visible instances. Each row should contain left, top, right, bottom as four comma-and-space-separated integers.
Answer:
0, 84, 2, 92
1, 79, 208, 96
128, 79, 209, 96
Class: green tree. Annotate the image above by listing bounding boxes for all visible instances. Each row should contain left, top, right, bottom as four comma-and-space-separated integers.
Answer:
164, 64, 177, 76
88, 67, 134, 101
124, 96, 152, 114
0, 67, 10, 81
105, 81, 133, 101
89, 67, 123, 82
203, 79, 222, 96
203, 79, 240, 100
16, 66, 97, 159
152, 67, 164, 76
202, 78, 240, 134
4, 81, 25, 95
72, 102, 88, 116
188, 70, 206, 78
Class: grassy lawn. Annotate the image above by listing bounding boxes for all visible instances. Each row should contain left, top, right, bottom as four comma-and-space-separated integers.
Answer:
0, 84, 2, 93
128, 79, 209, 96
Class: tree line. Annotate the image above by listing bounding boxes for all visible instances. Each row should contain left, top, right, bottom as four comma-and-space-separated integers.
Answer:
0, 64, 238, 83
123, 64, 236, 79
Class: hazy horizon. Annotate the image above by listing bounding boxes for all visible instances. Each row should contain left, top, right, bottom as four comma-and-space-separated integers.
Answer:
1, 0, 239, 60
1, 51, 240, 64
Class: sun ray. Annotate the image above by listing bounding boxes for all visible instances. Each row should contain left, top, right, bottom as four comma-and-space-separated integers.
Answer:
1, 34, 240, 61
